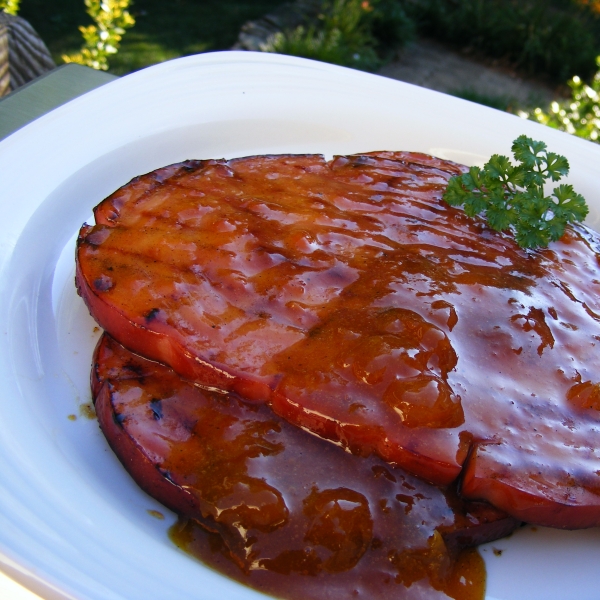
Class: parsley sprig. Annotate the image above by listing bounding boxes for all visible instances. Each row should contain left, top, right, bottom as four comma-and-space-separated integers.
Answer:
443, 135, 588, 249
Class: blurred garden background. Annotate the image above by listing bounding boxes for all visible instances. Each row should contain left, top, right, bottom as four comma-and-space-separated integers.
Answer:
16, 0, 289, 72
3, 0, 600, 141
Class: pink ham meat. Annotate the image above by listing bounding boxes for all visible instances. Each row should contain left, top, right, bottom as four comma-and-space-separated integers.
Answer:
76, 152, 600, 528
92, 334, 519, 599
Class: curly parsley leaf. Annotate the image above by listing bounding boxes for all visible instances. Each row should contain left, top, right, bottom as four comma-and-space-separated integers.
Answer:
442, 135, 588, 249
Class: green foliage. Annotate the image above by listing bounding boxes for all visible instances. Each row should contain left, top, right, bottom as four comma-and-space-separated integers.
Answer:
443, 135, 588, 249
524, 57, 600, 143
450, 88, 514, 112
261, 0, 414, 71
0, 0, 20, 15
404, 0, 600, 84
20, 0, 285, 76
369, 0, 416, 59
260, 0, 379, 70
62, 0, 135, 71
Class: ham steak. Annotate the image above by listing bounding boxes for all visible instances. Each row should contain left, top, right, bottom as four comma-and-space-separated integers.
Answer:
93, 334, 520, 599
76, 152, 600, 528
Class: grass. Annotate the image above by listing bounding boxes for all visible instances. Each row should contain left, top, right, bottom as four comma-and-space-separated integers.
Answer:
19, 0, 288, 75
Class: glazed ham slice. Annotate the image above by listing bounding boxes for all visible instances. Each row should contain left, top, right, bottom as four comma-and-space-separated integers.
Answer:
76, 152, 600, 528
93, 334, 519, 599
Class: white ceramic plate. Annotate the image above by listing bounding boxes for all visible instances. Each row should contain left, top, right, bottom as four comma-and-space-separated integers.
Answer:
1, 51, 600, 600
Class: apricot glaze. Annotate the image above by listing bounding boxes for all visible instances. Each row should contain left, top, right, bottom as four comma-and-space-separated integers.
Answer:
77, 152, 600, 527
93, 334, 518, 600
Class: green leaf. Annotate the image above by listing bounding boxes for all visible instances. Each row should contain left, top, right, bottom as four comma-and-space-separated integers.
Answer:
552, 184, 589, 221
504, 165, 527, 188
514, 221, 551, 249
442, 136, 588, 249
463, 192, 488, 217
485, 154, 511, 180
545, 216, 569, 242
512, 135, 546, 169
487, 203, 513, 231
545, 152, 569, 181
464, 166, 485, 191
442, 177, 468, 207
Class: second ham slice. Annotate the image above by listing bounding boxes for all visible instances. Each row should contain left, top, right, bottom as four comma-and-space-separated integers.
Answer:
93, 333, 519, 599
77, 152, 600, 528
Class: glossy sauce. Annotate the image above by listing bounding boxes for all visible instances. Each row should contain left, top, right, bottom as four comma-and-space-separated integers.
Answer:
169, 519, 486, 600
78, 152, 600, 527
94, 335, 517, 599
